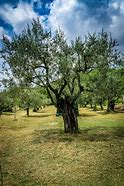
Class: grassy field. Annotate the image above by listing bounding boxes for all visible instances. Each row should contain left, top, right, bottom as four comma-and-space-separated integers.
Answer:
0, 106, 124, 186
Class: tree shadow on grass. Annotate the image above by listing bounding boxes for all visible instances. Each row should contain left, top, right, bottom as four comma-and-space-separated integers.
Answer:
0, 124, 26, 131
79, 113, 97, 117
97, 110, 124, 115
32, 126, 124, 144
37, 110, 52, 113
23, 113, 55, 118
2, 112, 13, 116
96, 111, 110, 115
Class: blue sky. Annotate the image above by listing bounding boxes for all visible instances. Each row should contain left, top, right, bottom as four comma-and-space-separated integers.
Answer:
0, 0, 124, 50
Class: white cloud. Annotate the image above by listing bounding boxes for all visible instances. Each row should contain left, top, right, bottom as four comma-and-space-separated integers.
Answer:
0, 0, 124, 50
111, 1, 120, 9
0, 1, 44, 33
109, 1, 124, 48
48, 0, 124, 49
48, 0, 105, 41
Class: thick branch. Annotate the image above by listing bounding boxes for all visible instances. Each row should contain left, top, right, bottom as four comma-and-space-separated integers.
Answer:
73, 73, 84, 101
58, 79, 67, 97
46, 87, 56, 105
68, 76, 76, 95
43, 57, 57, 95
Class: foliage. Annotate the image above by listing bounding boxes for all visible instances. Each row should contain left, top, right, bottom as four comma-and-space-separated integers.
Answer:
20, 87, 51, 113
0, 90, 13, 115
85, 67, 124, 111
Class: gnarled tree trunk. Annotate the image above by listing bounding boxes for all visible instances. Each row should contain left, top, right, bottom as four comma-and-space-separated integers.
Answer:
107, 100, 115, 112
57, 97, 78, 133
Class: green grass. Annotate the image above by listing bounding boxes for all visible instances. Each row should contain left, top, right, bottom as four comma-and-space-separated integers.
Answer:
0, 106, 124, 186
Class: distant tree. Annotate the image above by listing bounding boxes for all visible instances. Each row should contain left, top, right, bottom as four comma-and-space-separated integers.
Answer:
0, 78, 21, 119
0, 90, 13, 116
20, 87, 51, 116
34, 87, 51, 108
105, 69, 123, 112
87, 66, 123, 112
19, 88, 32, 116
1, 20, 121, 132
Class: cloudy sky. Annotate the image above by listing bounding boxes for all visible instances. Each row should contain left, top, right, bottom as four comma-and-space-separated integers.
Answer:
0, 0, 124, 50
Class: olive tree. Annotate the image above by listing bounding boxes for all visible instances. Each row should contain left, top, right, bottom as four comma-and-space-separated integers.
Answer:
1, 20, 121, 132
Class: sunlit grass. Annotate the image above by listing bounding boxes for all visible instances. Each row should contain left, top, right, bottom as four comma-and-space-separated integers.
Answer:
0, 106, 124, 186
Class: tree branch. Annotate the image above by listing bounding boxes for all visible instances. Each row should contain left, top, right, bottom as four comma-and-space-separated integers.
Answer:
58, 79, 67, 97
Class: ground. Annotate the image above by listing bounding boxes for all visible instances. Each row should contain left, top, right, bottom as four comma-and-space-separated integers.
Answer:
0, 106, 124, 186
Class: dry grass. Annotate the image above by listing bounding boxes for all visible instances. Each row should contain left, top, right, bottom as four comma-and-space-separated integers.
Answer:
0, 106, 124, 186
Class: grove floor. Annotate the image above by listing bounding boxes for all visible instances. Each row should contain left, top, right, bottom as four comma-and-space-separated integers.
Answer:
0, 106, 124, 186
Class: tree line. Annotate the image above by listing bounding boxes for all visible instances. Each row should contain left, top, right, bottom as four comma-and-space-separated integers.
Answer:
0, 84, 51, 118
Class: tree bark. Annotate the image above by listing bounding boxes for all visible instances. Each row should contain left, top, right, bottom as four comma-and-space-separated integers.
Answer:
57, 97, 78, 133
107, 100, 115, 112
99, 101, 103, 110
26, 107, 30, 116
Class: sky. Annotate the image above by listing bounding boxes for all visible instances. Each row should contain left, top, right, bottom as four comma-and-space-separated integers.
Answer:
0, 0, 124, 50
